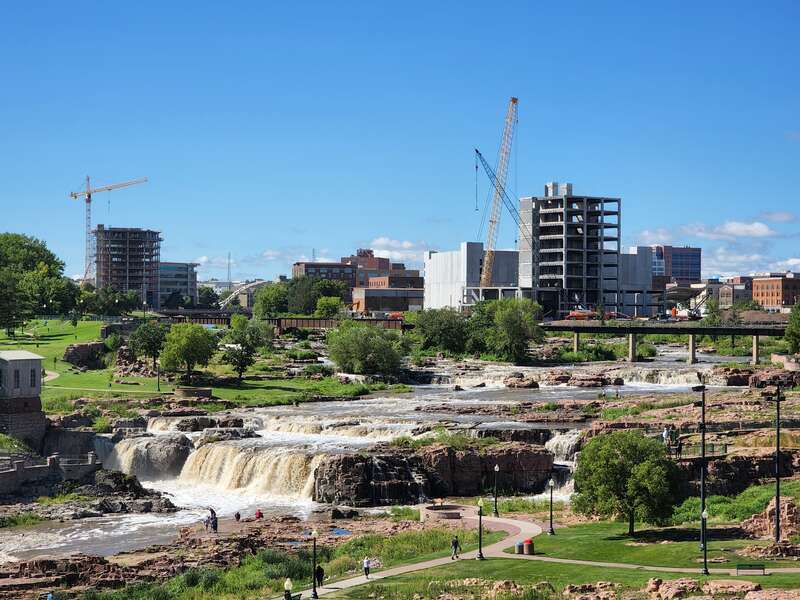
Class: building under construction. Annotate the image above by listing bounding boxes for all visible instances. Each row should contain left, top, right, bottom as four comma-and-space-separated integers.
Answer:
519, 182, 621, 317
94, 225, 162, 308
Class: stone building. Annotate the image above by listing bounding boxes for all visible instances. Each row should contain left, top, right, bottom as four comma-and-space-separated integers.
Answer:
0, 351, 47, 448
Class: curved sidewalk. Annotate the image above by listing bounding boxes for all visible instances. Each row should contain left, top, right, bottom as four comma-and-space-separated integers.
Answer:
288, 508, 800, 598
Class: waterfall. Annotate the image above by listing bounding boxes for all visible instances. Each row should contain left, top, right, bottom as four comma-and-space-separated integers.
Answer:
177, 443, 325, 499
147, 417, 179, 433
258, 416, 406, 440
103, 435, 192, 479
616, 366, 712, 386
545, 429, 583, 462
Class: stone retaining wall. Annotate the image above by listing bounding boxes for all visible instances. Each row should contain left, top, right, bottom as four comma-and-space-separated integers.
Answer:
0, 453, 100, 496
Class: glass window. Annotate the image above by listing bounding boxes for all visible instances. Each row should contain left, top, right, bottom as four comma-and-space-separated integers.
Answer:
30, 368, 36, 387
13, 369, 20, 389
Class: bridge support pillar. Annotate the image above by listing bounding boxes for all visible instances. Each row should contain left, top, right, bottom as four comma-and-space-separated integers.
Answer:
751, 335, 759, 365
687, 334, 697, 365
628, 333, 638, 363
573, 332, 580, 353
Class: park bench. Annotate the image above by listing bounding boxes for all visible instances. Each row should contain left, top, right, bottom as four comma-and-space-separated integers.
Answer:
735, 563, 766, 576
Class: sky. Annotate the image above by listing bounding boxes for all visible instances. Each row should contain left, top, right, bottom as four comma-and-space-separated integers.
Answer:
1, 1, 798, 281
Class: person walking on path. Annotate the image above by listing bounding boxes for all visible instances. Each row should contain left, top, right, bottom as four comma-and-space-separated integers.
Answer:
315, 564, 325, 588
450, 535, 461, 559
362, 557, 371, 579
283, 577, 293, 600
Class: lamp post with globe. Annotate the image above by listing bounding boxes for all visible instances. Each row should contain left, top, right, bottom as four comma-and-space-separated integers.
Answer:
547, 477, 556, 535
311, 528, 319, 599
492, 464, 500, 517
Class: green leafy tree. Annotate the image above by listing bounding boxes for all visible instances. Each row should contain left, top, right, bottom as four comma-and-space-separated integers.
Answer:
286, 276, 319, 315
161, 323, 218, 380
327, 321, 408, 374
197, 286, 220, 309
703, 298, 722, 326
253, 282, 289, 318
786, 302, 800, 354
486, 298, 543, 363
221, 314, 272, 382
313, 279, 348, 300
414, 308, 468, 354
315, 296, 344, 318
0, 233, 64, 274
573, 431, 682, 536
129, 321, 169, 368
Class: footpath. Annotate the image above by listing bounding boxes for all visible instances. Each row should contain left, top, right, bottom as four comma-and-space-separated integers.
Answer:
286, 506, 800, 599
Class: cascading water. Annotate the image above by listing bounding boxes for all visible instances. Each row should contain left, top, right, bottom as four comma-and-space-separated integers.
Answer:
177, 442, 325, 499
544, 429, 583, 463
104, 435, 192, 479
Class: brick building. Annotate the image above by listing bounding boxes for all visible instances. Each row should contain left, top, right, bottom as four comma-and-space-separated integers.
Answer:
0, 351, 47, 449
292, 262, 357, 288
752, 274, 800, 310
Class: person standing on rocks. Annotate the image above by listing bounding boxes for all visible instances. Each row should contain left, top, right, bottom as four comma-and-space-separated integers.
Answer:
450, 535, 461, 559
363, 556, 370, 579
210, 513, 218, 534
283, 577, 293, 600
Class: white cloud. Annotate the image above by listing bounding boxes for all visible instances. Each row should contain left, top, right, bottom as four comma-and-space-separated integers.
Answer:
194, 255, 234, 270
787, 131, 800, 141
769, 257, 800, 272
368, 237, 432, 265
681, 221, 777, 241
758, 211, 796, 223
702, 246, 770, 279
634, 228, 673, 245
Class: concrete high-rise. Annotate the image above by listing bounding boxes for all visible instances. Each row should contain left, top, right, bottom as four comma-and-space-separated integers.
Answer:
518, 182, 621, 317
94, 225, 162, 308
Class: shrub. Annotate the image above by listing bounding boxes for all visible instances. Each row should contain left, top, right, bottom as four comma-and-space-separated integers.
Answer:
104, 333, 122, 352
327, 321, 408, 375
286, 349, 318, 360
324, 554, 358, 577
92, 415, 112, 433
303, 364, 334, 377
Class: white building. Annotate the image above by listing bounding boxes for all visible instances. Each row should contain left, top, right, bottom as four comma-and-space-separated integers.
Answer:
424, 242, 519, 310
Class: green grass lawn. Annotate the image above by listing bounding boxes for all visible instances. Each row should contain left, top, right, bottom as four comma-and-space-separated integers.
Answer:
331, 558, 800, 598
522, 520, 799, 569
1, 319, 410, 415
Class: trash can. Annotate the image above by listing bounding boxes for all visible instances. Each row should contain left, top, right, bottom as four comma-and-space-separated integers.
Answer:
523, 538, 534, 555
515, 541, 524, 554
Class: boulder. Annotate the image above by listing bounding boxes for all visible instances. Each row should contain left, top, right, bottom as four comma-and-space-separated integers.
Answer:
745, 591, 800, 600
63, 342, 107, 369
656, 578, 700, 599
503, 375, 539, 389
702, 580, 761, 595
742, 497, 800, 540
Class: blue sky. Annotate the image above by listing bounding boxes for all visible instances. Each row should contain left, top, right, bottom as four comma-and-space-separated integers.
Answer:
1, 1, 798, 281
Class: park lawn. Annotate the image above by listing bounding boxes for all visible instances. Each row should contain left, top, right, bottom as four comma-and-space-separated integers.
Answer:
521, 520, 799, 569
330, 557, 800, 598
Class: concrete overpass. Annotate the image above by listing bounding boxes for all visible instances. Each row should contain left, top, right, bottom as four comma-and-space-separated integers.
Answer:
541, 321, 787, 365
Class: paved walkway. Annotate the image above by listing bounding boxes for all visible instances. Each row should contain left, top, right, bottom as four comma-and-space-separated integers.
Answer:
286, 506, 800, 599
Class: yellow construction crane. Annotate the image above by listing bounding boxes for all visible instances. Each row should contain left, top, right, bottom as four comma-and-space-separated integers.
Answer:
480, 97, 518, 288
69, 176, 148, 283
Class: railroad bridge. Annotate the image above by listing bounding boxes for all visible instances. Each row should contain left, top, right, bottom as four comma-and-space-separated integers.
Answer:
541, 321, 787, 365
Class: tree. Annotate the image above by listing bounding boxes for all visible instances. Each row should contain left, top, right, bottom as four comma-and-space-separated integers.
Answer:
486, 298, 543, 363
253, 282, 289, 318
221, 314, 272, 382
161, 290, 186, 309
327, 321, 408, 375
286, 276, 319, 315
161, 323, 218, 380
129, 321, 169, 369
313, 279, 348, 300
414, 309, 468, 354
0, 233, 64, 274
573, 431, 682, 536
703, 298, 722, 326
197, 286, 220, 309
786, 302, 800, 354
315, 296, 344, 318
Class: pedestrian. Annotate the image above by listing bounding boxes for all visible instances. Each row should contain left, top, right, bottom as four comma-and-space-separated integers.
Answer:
363, 556, 370, 579
676, 437, 683, 460
283, 577, 293, 600
203, 516, 209, 532
210, 514, 218, 534
450, 535, 461, 560
255, 508, 263, 520
234, 511, 241, 522
315, 564, 325, 588
661, 426, 670, 445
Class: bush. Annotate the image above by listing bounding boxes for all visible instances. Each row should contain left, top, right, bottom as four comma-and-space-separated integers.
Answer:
327, 321, 408, 375
104, 333, 122, 352
413, 309, 469, 353
286, 349, 318, 360
388, 506, 421, 521
324, 554, 358, 577
92, 415, 112, 433
303, 364, 334, 377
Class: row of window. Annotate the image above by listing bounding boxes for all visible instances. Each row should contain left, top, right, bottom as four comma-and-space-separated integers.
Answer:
0, 368, 37, 390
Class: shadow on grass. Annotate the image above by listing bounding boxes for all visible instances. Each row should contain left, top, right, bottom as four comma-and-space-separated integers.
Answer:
605, 526, 744, 543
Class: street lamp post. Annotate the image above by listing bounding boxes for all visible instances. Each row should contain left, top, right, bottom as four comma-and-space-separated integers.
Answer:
492, 464, 500, 517
476, 498, 485, 560
692, 383, 707, 553
701, 509, 709, 575
767, 385, 786, 543
547, 477, 555, 535
311, 528, 319, 599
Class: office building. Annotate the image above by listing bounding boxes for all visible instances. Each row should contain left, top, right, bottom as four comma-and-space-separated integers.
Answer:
159, 262, 199, 307
341, 249, 420, 286
424, 242, 518, 310
292, 262, 357, 289
518, 182, 621, 317
752, 273, 800, 310
94, 225, 162, 308
652, 245, 702, 285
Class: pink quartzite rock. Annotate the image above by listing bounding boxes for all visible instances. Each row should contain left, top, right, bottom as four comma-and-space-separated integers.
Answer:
656, 578, 700, 599
745, 590, 800, 600
702, 580, 761, 595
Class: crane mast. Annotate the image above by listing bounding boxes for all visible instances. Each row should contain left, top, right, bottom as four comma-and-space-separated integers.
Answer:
480, 97, 518, 288
69, 176, 148, 284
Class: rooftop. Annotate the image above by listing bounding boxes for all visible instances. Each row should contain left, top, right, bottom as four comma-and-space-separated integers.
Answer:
0, 350, 45, 361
